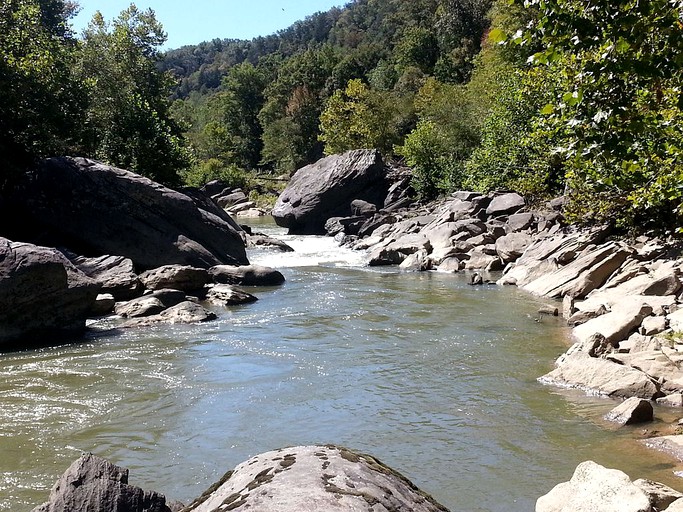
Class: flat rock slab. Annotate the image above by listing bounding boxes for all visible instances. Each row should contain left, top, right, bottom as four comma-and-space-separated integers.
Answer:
540, 352, 659, 399
184, 445, 449, 512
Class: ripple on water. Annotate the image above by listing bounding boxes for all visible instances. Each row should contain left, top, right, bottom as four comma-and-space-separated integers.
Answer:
2, 232, 683, 511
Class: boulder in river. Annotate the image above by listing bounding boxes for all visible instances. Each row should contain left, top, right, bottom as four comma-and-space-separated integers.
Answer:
6, 157, 248, 270
272, 149, 388, 234
182, 445, 449, 512
139, 265, 210, 292
0, 238, 100, 347
209, 264, 285, 286
604, 397, 654, 426
536, 460, 652, 512
31, 452, 172, 512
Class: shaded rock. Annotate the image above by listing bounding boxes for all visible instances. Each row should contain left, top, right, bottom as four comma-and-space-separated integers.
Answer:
31, 453, 171, 512
357, 213, 396, 238
535, 460, 651, 512
183, 445, 449, 512
91, 293, 116, 316
209, 265, 285, 287
226, 201, 257, 214
246, 234, 294, 253
641, 273, 682, 296
272, 149, 387, 234
454, 219, 487, 237
121, 301, 216, 328
633, 479, 683, 511
495, 232, 533, 263
8, 157, 248, 270
324, 217, 346, 236
216, 190, 247, 209
206, 284, 258, 306
604, 397, 654, 426
148, 289, 188, 308
68, 254, 141, 301
350, 199, 377, 217
158, 302, 216, 324
0, 238, 100, 346
139, 265, 210, 292
507, 212, 535, 232
540, 352, 659, 398
485, 192, 525, 217
115, 296, 165, 319
200, 180, 230, 197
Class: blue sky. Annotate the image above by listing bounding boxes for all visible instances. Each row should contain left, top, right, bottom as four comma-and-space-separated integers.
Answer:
71, 1, 347, 49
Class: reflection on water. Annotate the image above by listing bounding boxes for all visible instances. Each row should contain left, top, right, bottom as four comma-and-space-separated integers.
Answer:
1, 221, 681, 511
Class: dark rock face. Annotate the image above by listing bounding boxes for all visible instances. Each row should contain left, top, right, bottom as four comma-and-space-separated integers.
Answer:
0, 238, 100, 346
67, 254, 141, 301
272, 149, 388, 234
9, 157, 248, 270
32, 453, 171, 512
209, 265, 285, 286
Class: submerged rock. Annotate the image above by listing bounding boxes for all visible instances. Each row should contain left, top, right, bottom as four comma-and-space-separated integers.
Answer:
183, 445, 449, 512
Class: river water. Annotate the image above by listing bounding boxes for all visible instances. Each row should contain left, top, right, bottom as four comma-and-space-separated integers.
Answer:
1, 220, 681, 511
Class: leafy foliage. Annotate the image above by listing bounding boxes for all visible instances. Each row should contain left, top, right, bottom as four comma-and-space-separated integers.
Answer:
77, 6, 189, 185
0, 0, 83, 188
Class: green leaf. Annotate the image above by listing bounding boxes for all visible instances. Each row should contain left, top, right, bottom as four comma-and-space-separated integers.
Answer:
488, 28, 506, 44
540, 104, 555, 115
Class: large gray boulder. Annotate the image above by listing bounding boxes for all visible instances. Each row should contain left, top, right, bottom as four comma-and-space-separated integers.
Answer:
272, 149, 388, 234
8, 157, 248, 270
32, 453, 171, 512
183, 445, 449, 512
536, 461, 652, 512
0, 238, 100, 346
209, 264, 285, 286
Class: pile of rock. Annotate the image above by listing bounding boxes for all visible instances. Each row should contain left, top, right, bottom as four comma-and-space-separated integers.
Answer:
0, 157, 285, 349
199, 181, 265, 218
33, 447, 449, 512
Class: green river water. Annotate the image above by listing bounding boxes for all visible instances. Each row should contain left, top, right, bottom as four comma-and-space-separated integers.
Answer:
1, 220, 681, 511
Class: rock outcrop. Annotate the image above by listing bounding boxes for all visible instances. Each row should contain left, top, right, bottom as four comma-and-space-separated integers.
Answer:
7, 157, 248, 270
32, 453, 172, 512
182, 445, 449, 512
0, 238, 100, 347
272, 149, 388, 234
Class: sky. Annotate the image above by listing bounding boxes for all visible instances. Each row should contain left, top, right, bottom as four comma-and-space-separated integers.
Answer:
71, 0, 347, 49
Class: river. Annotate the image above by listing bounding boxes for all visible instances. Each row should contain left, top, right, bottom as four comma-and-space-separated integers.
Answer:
1, 220, 680, 511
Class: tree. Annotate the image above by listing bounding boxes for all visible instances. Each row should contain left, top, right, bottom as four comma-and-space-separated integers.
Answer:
0, 0, 83, 188
319, 79, 399, 155
205, 62, 269, 170
77, 5, 189, 185
515, 0, 683, 228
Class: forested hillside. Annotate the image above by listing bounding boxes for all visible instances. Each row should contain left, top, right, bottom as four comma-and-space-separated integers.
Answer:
1, 0, 682, 232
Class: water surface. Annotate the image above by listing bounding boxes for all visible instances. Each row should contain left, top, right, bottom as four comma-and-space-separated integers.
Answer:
1, 222, 681, 511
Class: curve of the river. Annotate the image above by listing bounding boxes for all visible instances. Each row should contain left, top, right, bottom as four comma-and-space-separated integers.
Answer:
1, 219, 680, 512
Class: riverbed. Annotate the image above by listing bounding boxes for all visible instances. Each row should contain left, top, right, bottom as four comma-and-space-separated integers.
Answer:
1, 221, 681, 511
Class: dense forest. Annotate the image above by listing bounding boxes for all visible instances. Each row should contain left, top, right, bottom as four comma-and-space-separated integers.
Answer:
2, 0, 682, 231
